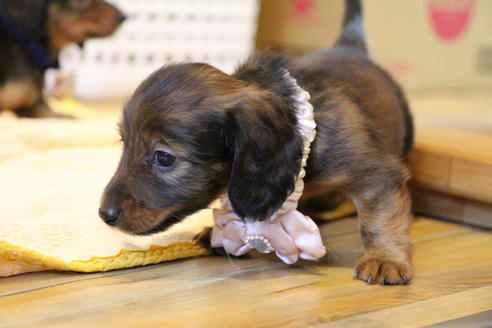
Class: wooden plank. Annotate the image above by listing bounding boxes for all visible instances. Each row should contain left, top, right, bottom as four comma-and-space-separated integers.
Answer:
431, 309, 492, 328
414, 128, 492, 163
0, 217, 491, 328
0, 267, 155, 297
320, 286, 492, 328
411, 128, 492, 204
412, 186, 492, 229
451, 158, 492, 202
411, 148, 451, 191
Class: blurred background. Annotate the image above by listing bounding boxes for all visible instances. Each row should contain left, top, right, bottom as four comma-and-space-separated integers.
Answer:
2, 0, 491, 135
27, 0, 492, 135
255, 0, 492, 134
51, 0, 259, 100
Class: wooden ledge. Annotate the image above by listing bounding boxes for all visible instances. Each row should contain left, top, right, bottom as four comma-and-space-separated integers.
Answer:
410, 128, 492, 204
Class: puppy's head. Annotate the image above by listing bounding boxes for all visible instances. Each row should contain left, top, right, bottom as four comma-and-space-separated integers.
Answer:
99, 58, 304, 235
46, 0, 126, 50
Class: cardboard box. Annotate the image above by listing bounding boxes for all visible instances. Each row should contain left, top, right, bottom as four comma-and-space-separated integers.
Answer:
256, 0, 342, 53
256, 0, 492, 91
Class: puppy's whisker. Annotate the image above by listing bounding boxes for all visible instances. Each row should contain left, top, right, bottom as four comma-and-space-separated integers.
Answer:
225, 251, 242, 271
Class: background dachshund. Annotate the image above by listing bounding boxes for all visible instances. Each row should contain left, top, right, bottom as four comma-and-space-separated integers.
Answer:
0, 0, 125, 118
99, 0, 415, 285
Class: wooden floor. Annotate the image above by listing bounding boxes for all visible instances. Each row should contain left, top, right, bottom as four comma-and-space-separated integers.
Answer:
1, 92, 491, 327
407, 90, 492, 231
1, 216, 491, 328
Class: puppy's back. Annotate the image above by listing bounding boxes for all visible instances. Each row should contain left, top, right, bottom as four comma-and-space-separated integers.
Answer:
294, 0, 413, 158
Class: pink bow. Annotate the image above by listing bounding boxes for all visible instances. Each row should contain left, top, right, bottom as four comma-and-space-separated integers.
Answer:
211, 208, 326, 264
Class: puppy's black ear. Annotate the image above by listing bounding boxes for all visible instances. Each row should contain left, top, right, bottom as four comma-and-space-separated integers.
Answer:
225, 90, 304, 221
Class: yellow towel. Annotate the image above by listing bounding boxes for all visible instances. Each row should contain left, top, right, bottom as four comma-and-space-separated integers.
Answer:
0, 118, 355, 277
0, 119, 211, 277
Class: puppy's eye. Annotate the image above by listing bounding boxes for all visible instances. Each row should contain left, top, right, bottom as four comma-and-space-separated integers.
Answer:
153, 150, 175, 167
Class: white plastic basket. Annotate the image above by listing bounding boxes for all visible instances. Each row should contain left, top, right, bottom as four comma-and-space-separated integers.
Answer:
58, 0, 259, 100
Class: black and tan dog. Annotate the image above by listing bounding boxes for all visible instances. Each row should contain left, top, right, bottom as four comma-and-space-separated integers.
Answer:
99, 0, 414, 285
0, 0, 125, 118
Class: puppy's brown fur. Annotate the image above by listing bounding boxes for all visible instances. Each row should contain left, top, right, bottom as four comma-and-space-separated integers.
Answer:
100, 0, 414, 285
0, 0, 125, 118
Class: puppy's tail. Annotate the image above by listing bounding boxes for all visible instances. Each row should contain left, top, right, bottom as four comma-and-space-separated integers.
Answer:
335, 0, 367, 54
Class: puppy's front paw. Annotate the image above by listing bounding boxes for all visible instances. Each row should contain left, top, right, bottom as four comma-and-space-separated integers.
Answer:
193, 227, 213, 250
192, 227, 239, 257
354, 254, 412, 285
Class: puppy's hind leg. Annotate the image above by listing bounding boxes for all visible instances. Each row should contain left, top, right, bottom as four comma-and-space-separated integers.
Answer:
351, 164, 413, 285
298, 189, 348, 219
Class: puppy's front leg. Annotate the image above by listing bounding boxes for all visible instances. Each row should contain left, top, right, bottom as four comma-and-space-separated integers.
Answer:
351, 173, 413, 285
15, 98, 73, 119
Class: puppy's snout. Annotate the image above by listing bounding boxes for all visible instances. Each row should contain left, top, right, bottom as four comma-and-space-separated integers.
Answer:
100, 176, 128, 227
99, 206, 122, 226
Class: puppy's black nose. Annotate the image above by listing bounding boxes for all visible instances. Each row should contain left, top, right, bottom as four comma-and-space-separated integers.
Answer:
117, 12, 127, 23
98, 207, 121, 226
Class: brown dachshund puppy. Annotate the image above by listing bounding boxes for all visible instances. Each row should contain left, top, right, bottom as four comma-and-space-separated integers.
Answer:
0, 0, 125, 118
100, 0, 414, 285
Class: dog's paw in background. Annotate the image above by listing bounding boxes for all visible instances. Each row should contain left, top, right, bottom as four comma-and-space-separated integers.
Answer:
14, 100, 74, 119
